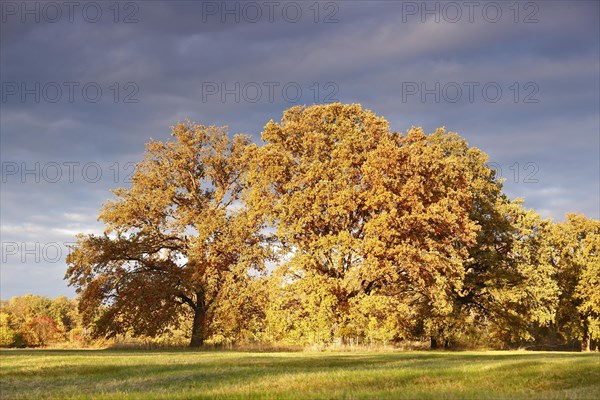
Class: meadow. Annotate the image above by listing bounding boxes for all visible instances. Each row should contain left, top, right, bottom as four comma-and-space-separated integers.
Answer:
1, 350, 599, 399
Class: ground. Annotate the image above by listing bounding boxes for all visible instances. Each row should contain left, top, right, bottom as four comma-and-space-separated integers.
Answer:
0, 350, 598, 399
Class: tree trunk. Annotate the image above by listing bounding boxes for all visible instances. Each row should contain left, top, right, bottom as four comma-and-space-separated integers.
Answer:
189, 308, 205, 347
189, 290, 206, 348
581, 317, 591, 352
430, 337, 438, 349
443, 339, 450, 349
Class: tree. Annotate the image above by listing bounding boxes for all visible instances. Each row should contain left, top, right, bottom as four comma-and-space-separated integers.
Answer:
65, 122, 268, 347
248, 103, 481, 346
0, 295, 77, 347
576, 220, 600, 350
478, 201, 559, 347
0, 312, 19, 348
550, 214, 600, 351
412, 131, 563, 348
22, 316, 58, 347
48, 296, 79, 341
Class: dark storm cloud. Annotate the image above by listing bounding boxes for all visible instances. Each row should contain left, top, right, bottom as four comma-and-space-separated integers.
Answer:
1, 0, 598, 298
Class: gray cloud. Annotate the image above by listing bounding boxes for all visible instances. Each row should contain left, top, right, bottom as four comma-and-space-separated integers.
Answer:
1, 0, 598, 298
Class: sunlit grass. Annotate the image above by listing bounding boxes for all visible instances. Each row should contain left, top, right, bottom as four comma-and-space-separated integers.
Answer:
1, 350, 598, 399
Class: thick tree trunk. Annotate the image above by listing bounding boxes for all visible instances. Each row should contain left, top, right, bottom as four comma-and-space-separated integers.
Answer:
189, 308, 206, 347
581, 316, 591, 352
430, 337, 438, 349
581, 322, 591, 352
443, 339, 450, 349
189, 290, 206, 348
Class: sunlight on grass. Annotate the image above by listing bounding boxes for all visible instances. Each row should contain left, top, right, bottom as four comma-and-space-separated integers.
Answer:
1, 350, 598, 399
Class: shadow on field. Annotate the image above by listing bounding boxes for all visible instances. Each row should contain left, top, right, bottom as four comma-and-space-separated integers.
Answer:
1, 350, 598, 399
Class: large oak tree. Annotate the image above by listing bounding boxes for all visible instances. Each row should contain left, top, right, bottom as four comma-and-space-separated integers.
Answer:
248, 104, 480, 345
66, 123, 268, 347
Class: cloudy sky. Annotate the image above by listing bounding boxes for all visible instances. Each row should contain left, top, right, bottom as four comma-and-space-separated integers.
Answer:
1, 0, 599, 299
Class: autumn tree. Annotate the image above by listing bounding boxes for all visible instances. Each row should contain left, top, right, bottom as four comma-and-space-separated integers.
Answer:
0, 295, 81, 347
419, 132, 560, 348
22, 316, 59, 347
248, 103, 482, 345
550, 214, 600, 351
65, 123, 268, 347
48, 296, 79, 341
465, 201, 559, 347
0, 312, 19, 347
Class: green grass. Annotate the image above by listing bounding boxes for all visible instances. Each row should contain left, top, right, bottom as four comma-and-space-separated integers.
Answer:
1, 349, 598, 399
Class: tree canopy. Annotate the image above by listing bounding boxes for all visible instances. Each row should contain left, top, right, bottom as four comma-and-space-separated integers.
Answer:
61, 103, 600, 350
66, 123, 268, 346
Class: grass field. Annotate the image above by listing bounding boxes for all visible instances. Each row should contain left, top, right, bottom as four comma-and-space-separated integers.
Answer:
0, 350, 599, 399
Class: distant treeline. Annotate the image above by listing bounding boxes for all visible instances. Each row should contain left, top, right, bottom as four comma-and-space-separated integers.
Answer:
1, 295, 82, 348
